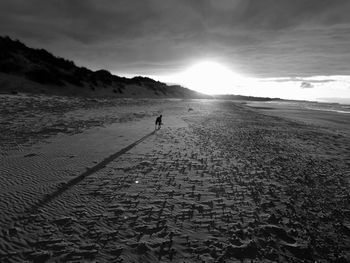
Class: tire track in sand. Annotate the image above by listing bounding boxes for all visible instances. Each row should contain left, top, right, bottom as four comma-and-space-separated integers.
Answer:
29, 130, 156, 212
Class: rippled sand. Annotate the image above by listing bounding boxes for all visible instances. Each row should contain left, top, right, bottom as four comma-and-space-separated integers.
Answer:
0, 97, 349, 262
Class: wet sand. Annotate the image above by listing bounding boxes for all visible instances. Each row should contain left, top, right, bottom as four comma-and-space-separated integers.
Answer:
245, 101, 350, 134
0, 97, 349, 262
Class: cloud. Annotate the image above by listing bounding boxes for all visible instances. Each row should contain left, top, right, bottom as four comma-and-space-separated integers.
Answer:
266, 77, 336, 83
300, 82, 314, 89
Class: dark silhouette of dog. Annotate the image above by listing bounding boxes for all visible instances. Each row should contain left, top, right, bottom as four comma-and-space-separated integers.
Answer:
155, 115, 162, 130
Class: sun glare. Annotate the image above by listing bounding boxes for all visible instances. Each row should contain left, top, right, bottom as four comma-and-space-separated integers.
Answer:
178, 61, 244, 94
148, 61, 350, 101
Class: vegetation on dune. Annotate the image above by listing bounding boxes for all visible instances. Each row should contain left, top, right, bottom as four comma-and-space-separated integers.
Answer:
0, 36, 205, 98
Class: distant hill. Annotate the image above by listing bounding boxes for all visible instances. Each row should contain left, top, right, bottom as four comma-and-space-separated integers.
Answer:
212, 94, 282, 102
0, 36, 208, 98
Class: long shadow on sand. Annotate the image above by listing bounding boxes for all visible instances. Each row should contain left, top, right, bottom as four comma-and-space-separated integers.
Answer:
29, 130, 156, 212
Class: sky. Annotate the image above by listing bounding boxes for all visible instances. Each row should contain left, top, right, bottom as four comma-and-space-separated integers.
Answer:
1, 0, 350, 102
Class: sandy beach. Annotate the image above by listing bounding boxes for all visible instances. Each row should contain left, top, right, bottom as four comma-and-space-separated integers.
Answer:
1, 96, 349, 262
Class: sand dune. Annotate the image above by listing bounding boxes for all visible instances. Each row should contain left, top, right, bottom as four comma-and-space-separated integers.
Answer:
0, 98, 349, 262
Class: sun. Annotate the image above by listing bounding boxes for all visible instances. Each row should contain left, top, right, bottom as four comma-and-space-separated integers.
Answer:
178, 61, 244, 94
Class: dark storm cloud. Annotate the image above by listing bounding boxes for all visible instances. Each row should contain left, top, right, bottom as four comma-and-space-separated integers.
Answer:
1, 0, 350, 77
300, 82, 314, 89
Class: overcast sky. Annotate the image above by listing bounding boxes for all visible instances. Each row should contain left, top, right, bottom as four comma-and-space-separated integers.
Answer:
1, 0, 350, 101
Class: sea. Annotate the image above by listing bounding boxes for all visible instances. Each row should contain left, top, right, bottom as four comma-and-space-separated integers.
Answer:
268, 101, 350, 114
